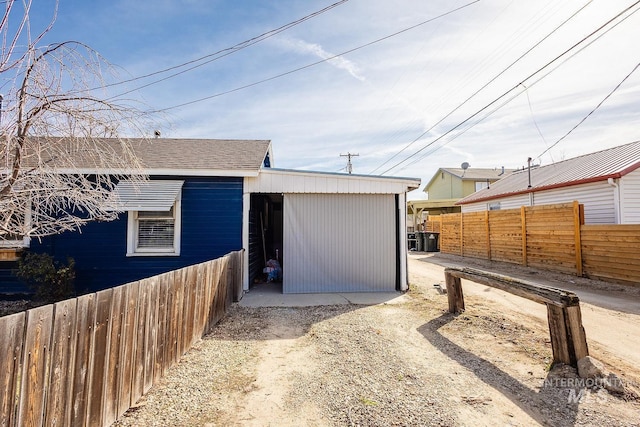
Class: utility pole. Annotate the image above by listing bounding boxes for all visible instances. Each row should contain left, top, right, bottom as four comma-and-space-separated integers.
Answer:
340, 152, 359, 174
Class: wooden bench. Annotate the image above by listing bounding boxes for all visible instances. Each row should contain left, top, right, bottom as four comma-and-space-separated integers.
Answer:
444, 266, 589, 367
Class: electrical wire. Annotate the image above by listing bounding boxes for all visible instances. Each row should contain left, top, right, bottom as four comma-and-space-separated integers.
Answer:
147, 1, 480, 113
536, 59, 640, 161
523, 84, 553, 163
99, 0, 351, 96
369, 0, 593, 174
379, 0, 640, 175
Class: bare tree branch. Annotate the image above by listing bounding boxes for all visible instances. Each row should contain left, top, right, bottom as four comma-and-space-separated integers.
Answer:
0, 0, 59, 73
0, 19, 159, 245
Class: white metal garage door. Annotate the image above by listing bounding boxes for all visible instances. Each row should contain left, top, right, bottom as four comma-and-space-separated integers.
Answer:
283, 193, 397, 293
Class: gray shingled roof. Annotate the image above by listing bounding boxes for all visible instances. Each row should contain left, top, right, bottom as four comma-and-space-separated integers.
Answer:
127, 138, 271, 171
12, 137, 272, 175
458, 140, 640, 205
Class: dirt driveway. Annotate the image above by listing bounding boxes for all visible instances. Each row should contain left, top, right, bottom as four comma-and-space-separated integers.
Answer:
115, 254, 640, 426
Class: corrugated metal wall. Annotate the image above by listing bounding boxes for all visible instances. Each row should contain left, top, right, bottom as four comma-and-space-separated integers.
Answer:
462, 194, 530, 212
533, 181, 614, 224
621, 169, 640, 223
283, 194, 396, 293
462, 181, 617, 224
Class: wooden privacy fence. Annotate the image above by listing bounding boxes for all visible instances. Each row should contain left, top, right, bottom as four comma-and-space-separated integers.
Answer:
0, 250, 243, 427
580, 224, 640, 285
429, 202, 640, 285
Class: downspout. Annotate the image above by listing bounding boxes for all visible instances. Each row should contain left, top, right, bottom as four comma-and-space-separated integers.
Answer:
527, 157, 534, 206
608, 178, 621, 224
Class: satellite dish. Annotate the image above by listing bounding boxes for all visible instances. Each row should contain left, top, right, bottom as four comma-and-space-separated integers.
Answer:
461, 162, 470, 170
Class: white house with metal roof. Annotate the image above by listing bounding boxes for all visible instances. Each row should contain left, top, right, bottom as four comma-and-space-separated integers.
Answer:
457, 141, 640, 224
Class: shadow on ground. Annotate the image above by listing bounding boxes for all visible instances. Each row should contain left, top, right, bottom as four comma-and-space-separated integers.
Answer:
417, 312, 589, 426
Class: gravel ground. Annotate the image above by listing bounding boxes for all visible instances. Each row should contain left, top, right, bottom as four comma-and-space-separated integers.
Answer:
113, 260, 640, 427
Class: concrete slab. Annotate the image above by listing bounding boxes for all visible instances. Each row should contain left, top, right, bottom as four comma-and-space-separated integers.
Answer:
239, 282, 408, 307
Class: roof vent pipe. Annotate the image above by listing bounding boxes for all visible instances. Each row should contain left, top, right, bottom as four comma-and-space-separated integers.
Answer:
498, 166, 505, 176
527, 157, 532, 188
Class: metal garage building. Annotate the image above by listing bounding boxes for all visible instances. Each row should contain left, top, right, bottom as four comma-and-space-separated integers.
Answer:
244, 169, 420, 294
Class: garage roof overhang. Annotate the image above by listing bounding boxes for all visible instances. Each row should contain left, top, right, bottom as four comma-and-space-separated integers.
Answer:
245, 168, 420, 194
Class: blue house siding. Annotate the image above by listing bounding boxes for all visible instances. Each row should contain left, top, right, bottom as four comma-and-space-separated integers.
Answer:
29, 177, 243, 293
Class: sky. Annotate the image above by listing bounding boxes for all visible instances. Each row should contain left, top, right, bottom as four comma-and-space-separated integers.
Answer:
15, 0, 640, 198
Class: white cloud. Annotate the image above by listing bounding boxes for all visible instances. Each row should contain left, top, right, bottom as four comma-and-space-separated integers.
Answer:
276, 37, 366, 82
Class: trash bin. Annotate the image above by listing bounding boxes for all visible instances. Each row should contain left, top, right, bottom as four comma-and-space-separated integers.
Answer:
407, 232, 417, 250
415, 232, 424, 251
426, 232, 440, 252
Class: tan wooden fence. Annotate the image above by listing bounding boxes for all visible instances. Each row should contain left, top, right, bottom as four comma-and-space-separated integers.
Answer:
429, 202, 640, 286
0, 250, 243, 427
581, 224, 640, 285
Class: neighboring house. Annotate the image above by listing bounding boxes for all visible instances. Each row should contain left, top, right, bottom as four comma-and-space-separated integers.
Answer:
2, 138, 419, 294
457, 141, 640, 224
407, 166, 512, 228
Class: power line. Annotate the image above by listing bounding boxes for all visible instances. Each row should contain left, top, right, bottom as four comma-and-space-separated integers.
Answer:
147, 1, 480, 114
369, 0, 593, 174
379, 0, 640, 175
99, 0, 350, 97
524, 85, 554, 164
536, 59, 640, 161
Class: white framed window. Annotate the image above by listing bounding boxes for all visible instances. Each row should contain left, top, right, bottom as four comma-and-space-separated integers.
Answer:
488, 202, 501, 211
127, 194, 181, 256
475, 181, 489, 191
0, 205, 32, 249
111, 180, 185, 257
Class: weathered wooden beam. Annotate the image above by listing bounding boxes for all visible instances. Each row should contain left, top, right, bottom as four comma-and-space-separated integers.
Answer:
563, 304, 589, 363
547, 304, 571, 364
445, 273, 465, 313
444, 267, 580, 307
443, 266, 589, 367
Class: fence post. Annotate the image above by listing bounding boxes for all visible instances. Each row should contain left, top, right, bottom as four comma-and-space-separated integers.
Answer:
573, 201, 583, 277
521, 206, 528, 267
546, 304, 589, 366
485, 210, 491, 261
459, 213, 464, 256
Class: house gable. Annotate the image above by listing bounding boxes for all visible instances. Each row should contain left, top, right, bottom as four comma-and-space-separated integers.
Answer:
424, 167, 512, 200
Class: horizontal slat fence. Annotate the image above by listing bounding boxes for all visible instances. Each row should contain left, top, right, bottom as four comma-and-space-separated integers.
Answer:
0, 250, 243, 427
462, 212, 487, 259
439, 203, 580, 274
439, 214, 461, 254
581, 224, 640, 285
425, 216, 441, 233
489, 208, 522, 264
434, 201, 639, 286
523, 203, 579, 274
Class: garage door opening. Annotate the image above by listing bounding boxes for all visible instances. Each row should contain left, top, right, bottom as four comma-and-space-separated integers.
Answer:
248, 193, 283, 290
